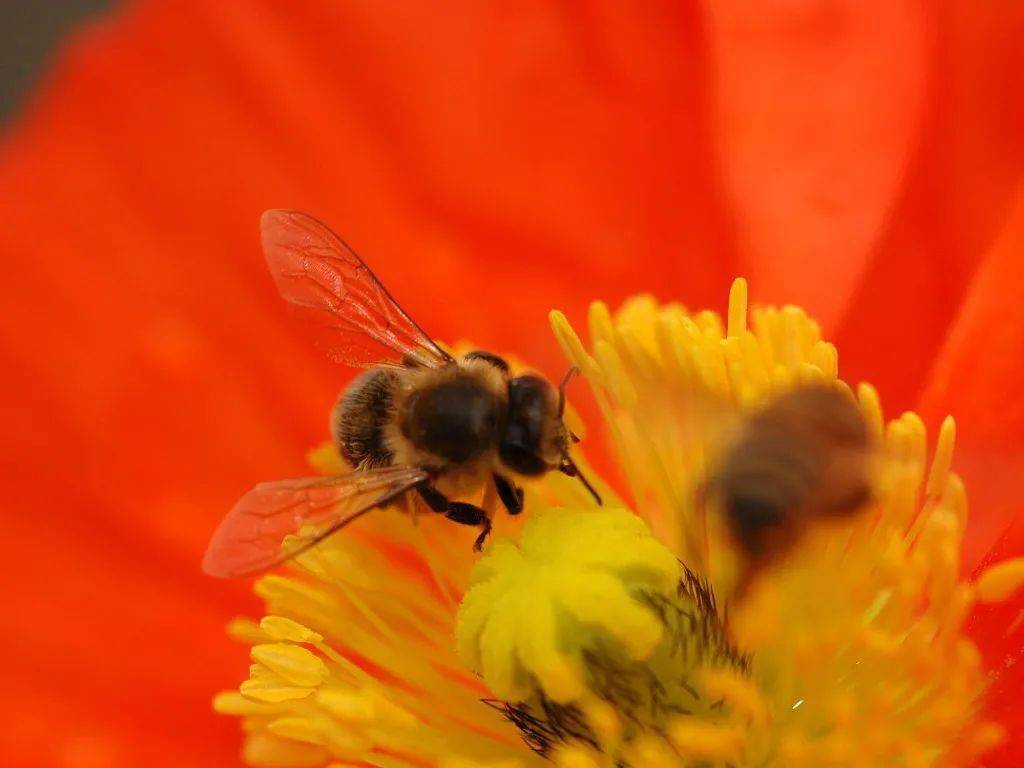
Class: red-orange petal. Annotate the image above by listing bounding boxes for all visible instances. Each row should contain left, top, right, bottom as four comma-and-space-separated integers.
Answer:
1, 0, 1022, 765
914, 191, 1024, 758
834, 0, 1024, 415
703, 0, 930, 332
916, 192, 1024, 569
0, 1, 734, 763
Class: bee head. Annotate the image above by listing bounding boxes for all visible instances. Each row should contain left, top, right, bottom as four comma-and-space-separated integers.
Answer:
498, 367, 602, 505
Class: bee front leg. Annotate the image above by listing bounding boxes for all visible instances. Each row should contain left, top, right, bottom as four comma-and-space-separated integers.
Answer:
493, 474, 525, 516
415, 483, 493, 551
416, 483, 450, 513
453, 505, 492, 551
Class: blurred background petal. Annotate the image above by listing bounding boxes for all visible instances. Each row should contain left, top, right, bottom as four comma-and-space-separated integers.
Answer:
704, 0, 929, 332
1, 1, 1022, 765
836, 0, 1024, 415
917, 191, 1024, 569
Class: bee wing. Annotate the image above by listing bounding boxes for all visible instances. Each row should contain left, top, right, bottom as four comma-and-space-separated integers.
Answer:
203, 465, 429, 578
261, 209, 454, 368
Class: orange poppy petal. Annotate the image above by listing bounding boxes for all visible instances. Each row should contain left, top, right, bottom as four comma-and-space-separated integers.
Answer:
0, 1, 736, 762
833, 1, 1024, 415
2, 0, 1023, 765
703, 0, 930, 331
966, 521, 1024, 768
917, 192, 1024, 757
915, 191, 1024, 568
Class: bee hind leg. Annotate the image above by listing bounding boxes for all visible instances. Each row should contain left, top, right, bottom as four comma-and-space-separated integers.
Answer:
468, 513, 492, 551
415, 483, 492, 551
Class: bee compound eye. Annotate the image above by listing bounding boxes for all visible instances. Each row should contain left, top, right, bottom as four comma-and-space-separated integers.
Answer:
499, 439, 547, 476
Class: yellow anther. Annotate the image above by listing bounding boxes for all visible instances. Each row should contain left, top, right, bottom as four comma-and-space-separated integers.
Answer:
213, 691, 287, 716
227, 617, 268, 644
975, 557, 1024, 603
593, 340, 637, 407
552, 745, 602, 768
261, 616, 324, 644
697, 669, 769, 727
667, 717, 745, 761
581, 697, 622, 749
727, 277, 748, 338
587, 300, 615, 347
251, 643, 328, 687
242, 733, 328, 767
268, 716, 327, 746
239, 670, 318, 704
926, 416, 957, 497
551, 309, 600, 379
314, 689, 375, 724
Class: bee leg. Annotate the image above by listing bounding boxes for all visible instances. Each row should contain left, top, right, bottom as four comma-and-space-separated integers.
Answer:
493, 474, 525, 516
468, 511, 493, 551
416, 483, 450, 513
446, 502, 492, 551
415, 483, 492, 550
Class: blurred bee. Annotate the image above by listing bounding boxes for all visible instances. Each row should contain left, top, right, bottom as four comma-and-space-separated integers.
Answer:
203, 210, 600, 578
709, 384, 871, 591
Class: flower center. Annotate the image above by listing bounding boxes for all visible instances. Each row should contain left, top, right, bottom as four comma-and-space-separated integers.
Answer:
216, 279, 1023, 768
457, 279, 1014, 766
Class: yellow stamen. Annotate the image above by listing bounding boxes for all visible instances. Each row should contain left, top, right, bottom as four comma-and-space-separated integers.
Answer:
727, 277, 748, 338
976, 557, 1024, 603
213, 279, 1017, 768
539, 279, 1014, 766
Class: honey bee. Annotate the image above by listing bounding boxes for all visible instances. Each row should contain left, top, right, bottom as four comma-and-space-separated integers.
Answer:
709, 384, 871, 586
203, 210, 600, 578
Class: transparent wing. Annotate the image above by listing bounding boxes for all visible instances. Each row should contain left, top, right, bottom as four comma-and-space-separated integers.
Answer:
261, 209, 454, 368
203, 465, 429, 578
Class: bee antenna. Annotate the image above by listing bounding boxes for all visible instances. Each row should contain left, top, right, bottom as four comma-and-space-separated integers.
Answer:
560, 456, 603, 506
557, 366, 579, 418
